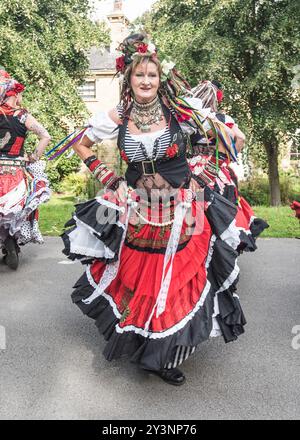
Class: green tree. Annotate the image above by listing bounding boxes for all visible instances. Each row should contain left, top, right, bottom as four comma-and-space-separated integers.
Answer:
145, 0, 300, 205
0, 0, 109, 186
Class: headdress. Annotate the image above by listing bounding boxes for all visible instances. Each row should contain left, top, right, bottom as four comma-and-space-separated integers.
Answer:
211, 80, 224, 103
0, 69, 25, 105
116, 33, 191, 104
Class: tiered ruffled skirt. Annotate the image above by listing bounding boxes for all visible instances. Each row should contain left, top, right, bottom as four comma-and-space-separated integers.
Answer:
62, 174, 268, 371
0, 161, 51, 249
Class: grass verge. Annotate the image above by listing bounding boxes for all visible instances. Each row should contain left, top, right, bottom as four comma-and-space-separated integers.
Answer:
39, 194, 300, 238
39, 193, 75, 236
252, 205, 299, 238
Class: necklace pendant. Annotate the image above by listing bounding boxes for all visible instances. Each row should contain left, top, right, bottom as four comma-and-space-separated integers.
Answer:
141, 125, 151, 132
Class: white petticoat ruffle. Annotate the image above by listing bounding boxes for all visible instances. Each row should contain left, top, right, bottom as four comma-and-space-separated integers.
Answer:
0, 160, 51, 247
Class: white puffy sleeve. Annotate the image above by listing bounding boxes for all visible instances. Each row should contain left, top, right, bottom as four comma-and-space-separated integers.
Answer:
85, 111, 119, 143
179, 97, 215, 134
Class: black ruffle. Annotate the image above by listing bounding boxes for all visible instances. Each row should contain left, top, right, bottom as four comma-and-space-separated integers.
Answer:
205, 187, 237, 237
207, 238, 239, 291
216, 288, 247, 343
250, 217, 269, 239
62, 198, 124, 262
237, 218, 269, 254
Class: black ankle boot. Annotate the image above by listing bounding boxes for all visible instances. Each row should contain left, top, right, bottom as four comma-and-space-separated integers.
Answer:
4, 236, 19, 270
144, 367, 186, 386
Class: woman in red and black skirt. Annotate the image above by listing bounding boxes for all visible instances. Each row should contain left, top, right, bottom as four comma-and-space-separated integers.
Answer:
62, 34, 252, 385
0, 69, 51, 270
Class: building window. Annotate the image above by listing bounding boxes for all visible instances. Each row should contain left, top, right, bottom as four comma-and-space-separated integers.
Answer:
78, 80, 96, 100
290, 144, 300, 161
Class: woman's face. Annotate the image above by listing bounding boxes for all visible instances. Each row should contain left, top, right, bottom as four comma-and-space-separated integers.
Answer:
130, 60, 160, 103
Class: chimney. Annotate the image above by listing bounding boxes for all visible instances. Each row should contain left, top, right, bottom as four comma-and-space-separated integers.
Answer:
113, 0, 122, 11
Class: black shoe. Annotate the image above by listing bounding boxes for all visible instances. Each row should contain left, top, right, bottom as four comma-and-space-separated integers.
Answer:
3, 237, 19, 270
144, 367, 186, 386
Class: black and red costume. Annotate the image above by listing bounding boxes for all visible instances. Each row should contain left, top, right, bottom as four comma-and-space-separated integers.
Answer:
62, 100, 251, 372
0, 103, 50, 250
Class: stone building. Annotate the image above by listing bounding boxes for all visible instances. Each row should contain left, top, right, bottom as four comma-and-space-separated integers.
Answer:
79, 0, 129, 114
78, 0, 130, 169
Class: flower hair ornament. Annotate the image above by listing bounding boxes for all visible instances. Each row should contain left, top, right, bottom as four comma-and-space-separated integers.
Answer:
211, 80, 224, 103
0, 69, 25, 105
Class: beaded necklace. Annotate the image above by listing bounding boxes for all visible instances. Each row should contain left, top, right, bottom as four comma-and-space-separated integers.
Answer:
131, 96, 163, 133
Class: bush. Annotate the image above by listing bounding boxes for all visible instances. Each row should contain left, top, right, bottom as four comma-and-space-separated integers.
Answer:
86, 175, 102, 199
60, 172, 88, 197
45, 166, 61, 192
46, 154, 81, 192
240, 174, 300, 206
59, 172, 104, 201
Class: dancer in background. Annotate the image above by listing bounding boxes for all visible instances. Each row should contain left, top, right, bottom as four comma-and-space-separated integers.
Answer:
0, 69, 51, 270
189, 79, 268, 252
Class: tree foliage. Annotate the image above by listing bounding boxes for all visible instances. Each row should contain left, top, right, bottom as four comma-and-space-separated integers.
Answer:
0, 0, 109, 185
143, 0, 300, 205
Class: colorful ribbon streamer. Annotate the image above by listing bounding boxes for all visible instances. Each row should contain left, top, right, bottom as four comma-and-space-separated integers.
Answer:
47, 127, 87, 161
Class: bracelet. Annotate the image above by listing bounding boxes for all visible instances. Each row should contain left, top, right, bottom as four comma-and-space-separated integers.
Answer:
83, 155, 116, 185
105, 176, 125, 192
83, 155, 98, 168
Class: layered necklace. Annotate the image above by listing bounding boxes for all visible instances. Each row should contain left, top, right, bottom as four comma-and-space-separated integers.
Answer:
131, 96, 163, 133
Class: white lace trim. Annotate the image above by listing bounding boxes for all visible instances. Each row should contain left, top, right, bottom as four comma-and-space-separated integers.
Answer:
216, 260, 240, 294
95, 197, 126, 217
85, 266, 122, 318
205, 234, 217, 269
68, 216, 115, 259
220, 219, 241, 250
81, 206, 132, 305
115, 279, 211, 339
210, 294, 222, 338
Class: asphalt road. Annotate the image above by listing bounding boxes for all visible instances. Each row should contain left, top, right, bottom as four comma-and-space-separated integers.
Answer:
0, 237, 299, 420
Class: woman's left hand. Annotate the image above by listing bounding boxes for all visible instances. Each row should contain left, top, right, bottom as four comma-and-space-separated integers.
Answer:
28, 152, 40, 162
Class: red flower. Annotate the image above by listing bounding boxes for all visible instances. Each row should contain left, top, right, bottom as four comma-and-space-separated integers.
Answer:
225, 122, 234, 129
120, 150, 129, 162
137, 43, 148, 54
116, 55, 126, 72
217, 90, 223, 103
165, 143, 179, 158
14, 82, 25, 93
5, 82, 25, 97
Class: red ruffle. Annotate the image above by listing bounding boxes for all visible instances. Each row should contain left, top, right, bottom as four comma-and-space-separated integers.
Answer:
89, 214, 212, 332
0, 168, 24, 198
236, 196, 254, 230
